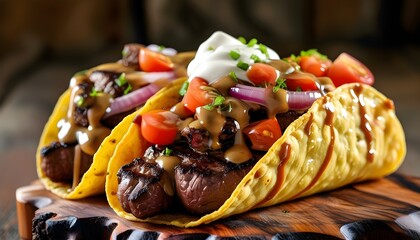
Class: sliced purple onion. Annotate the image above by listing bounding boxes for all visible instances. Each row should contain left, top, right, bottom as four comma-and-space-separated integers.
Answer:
228, 85, 266, 106
228, 84, 322, 111
102, 83, 161, 119
286, 91, 322, 110
146, 44, 177, 56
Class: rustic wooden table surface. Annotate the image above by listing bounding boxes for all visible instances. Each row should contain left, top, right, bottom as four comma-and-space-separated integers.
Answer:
1, 43, 419, 239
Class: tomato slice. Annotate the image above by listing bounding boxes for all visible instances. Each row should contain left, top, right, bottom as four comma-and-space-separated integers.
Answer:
140, 110, 179, 145
182, 77, 213, 113
327, 52, 374, 87
139, 48, 174, 72
243, 118, 282, 151
299, 55, 331, 77
246, 63, 278, 85
285, 72, 319, 91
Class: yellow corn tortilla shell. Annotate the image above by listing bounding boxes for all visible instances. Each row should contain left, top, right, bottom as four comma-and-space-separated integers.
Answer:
36, 78, 187, 199
106, 80, 406, 227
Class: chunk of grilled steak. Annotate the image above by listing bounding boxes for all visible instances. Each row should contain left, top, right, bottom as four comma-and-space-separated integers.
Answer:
117, 157, 174, 219
40, 142, 93, 183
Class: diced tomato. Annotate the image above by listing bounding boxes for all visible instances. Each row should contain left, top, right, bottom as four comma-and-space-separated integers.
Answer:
246, 63, 278, 85
285, 73, 319, 91
243, 118, 282, 151
139, 48, 174, 72
140, 110, 179, 145
299, 55, 331, 77
182, 77, 213, 113
327, 52, 374, 87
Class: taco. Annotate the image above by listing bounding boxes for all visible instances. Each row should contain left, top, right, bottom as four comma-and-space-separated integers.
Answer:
105, 31, 406, 227
36, 43, 195, 199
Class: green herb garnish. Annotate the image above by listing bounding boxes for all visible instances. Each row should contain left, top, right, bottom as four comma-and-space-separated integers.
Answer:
273, 78, 287, 93
296, 86, 302, 92
259, 44, 269, 58
163, 147, 173, 156
90, 87, 99, 97
158, 45, 165, 51
203, 95, 226, 111
228, 71, 238, 82
116, 73, 127, 87
299, 49, 328, 60
236, 60, 249, 71
250, 54, 261, 63
207, 46, 215, 51
238, 36, 247, 44
229, 50, 241, 60
124, 84, 132, 95
247, 38, 258, 47
179, 81, 189, 96
76, 97, 85, 107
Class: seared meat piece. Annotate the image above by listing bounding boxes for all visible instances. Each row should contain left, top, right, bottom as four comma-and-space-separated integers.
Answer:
89, 70, 128, 98
121, 43, 143, 68
172, 145, 254, 214
117, 157, 174, 219
73, 81, 94, 127
40, 142, 93, 183
277, 110, 303, 132
181, 118, 237, 153
180, 128, 210, 153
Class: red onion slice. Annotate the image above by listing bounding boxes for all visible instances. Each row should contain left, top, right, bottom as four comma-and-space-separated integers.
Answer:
228, 85, 266, 106
228, 84, 322, 111
102, 84, 161, 119
286, 91, 322, 110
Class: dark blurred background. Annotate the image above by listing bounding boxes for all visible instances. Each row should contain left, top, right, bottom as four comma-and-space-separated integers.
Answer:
1, 0, 419, 238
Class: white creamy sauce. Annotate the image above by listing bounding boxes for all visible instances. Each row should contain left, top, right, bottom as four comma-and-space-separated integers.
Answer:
187, 31, 280, 85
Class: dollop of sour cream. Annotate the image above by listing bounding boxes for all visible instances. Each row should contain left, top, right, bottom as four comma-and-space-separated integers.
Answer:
187, 31, 280, 85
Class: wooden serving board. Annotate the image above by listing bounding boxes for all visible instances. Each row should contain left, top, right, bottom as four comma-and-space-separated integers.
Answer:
16, 174, 420, 240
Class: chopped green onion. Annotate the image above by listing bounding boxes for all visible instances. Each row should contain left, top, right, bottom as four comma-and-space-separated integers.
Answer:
90, 87, 99, 97
228, 71, 238, 82
273, 78, 287, 93
296, 86, 302, 92
124, 84, 132, 95
299, 49, 328, 60
207, 46, 215, 51
158, 45, 165, 51
116, 73, 127, 87
163, 147, 173, 156
229, 50, 241, 60
238, 36, 247, 44
250, 54, 261, 63
247, 38, 258, 47
179, 81, 189, 96
259, 44, 269, 58
236, 60, 249, 71
122, 48, 128, 58
76, 97, 85, 107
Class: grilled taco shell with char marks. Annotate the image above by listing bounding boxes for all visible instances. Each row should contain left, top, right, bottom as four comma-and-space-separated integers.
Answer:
105, 78, 405, 227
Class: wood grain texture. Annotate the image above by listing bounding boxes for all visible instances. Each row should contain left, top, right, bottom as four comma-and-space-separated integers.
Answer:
16, 174, 420, 240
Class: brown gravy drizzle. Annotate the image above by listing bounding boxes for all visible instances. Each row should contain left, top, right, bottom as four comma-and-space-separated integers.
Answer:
304, 112, 314, 136
72, 144, 82, 190
291, 96, 336, 200
256, 142, 291, 207
353, 84, 375, 163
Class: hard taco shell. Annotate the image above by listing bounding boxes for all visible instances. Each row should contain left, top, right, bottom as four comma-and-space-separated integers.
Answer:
106, 79, 406, 227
